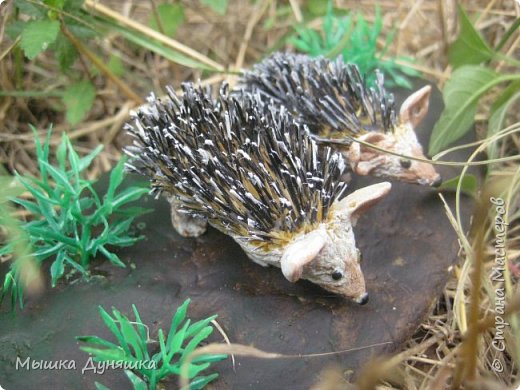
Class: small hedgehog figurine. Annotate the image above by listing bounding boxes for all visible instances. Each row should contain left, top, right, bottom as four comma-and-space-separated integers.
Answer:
124, 83, 391, 303
239, 52, 441, 187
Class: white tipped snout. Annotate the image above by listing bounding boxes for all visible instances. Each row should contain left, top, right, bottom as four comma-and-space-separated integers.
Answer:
353, 292, 369, 305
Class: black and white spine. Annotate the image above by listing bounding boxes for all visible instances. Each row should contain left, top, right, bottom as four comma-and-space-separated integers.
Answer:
124, 83, 347, 245
238, 52, 441, 187
238, 52, 397, 140
124, 82, 391, 302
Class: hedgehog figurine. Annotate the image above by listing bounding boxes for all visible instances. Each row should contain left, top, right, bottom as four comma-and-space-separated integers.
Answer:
238, 52, 441, 187
124, 83, 391, 303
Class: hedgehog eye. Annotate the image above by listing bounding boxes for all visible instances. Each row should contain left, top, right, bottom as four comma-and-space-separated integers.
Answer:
331, 271, 343, 281
399, 158, 411, 169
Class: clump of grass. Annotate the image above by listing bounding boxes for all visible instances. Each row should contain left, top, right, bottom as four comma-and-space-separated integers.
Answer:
290, 3, 419, 89
1, 126, 150, 308
77, 299, 227, 390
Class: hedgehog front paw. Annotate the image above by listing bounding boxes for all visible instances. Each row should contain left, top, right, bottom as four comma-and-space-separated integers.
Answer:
169, 204, 208, 237
251, 258, 270, 267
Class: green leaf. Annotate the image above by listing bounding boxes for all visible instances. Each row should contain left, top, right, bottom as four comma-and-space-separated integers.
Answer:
15, 174, 58, 207
64, 0, 85, 12
26, 225, 78, 247
50, 251, 66, 286
107, 55, 125, 77
201, 0, 228, 15
106, 158, 126, 204
180, 326, 214, 364
63, 80, 96, 125
21, 19, 61, 60
98, 306, 129, 349
487, 82, 520, 159
67, 23, 98, 40
132, 305, 148, 345
56, 134, 68, 171
32, 242, 65, 261
98, 246, 125, 268
495, 18, 520, 52
54, 33, 78, 72
167, 299, 190, 347
167, 321, 190, 363
185, 315, 216, 338
187, 362, 212, 379
148, 3, 185, 37
113, 310, 145, 360
94, 382, 111, 390
76, 335, 120, 350
289, 4, 415, 88
62, 256, 88, 275
111, 187, 149, 210
438, 174, 477, 197
115, 206, 152, 218
307, 0, 328, 16
15, 0, 46, 18
40, 161, 75, 194
189, 373, 219, 390
64, 136, 80, 178
428, 66, 499, 155
124, 370, 148, 390
98, 19, 214, 71
44, 0, 66, 9
80, 346, 128, 361
448, 4, 494, 68
78, 145, 103, 172
191, 354, 227, 364
10, 198, 41, 216
6, 21, 27, 40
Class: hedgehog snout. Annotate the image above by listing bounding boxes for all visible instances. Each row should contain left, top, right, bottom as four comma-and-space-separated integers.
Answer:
431, 175, 443, 187
354, 292, 369, 305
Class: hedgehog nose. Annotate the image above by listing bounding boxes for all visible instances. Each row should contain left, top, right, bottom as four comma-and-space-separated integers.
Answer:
356, 293, 369, 305
432, 175, 442, 188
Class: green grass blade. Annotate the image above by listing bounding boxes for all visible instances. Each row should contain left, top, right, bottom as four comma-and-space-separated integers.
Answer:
111, 187, 151, 211
95, 382, 112, 390
180, 326, 214, 364
106, 157, 126, 203
98, 245, 126, 268
95, 18, 217, 71
76, 335, 120, 350
124, 370, 148, 390
40, 161, 76, 194
167, 299, 191, 346
78, 145, 104, 173
98, 306, 130, 352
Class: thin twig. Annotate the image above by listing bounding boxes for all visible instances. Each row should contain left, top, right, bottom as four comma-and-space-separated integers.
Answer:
83, 0, 225, 72
234, 0, 270, 72
61, 24, 143, 104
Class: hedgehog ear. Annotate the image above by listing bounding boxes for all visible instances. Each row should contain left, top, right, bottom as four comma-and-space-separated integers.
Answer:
399, 85, 431, 129
347, 133, 386, 173
335, 182, 392, 225
281, 230, 327, 282
357, 132, 387, 158
358, 132, 386, 146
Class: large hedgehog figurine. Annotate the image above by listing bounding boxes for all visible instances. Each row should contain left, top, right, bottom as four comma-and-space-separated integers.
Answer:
239, 52, 441, 187
124, 83, 391, 303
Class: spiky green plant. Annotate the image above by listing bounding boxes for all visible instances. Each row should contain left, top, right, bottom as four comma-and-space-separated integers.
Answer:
1, 126, 150, 308
77, 299, 227, 389
290, 3, 419, 88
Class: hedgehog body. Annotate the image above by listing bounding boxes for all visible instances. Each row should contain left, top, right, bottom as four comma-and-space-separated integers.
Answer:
239, 52, 441, 187
125, 83, 391, 302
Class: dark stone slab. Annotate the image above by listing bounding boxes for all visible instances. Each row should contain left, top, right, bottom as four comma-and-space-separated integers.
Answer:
0, 81, 476, 390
